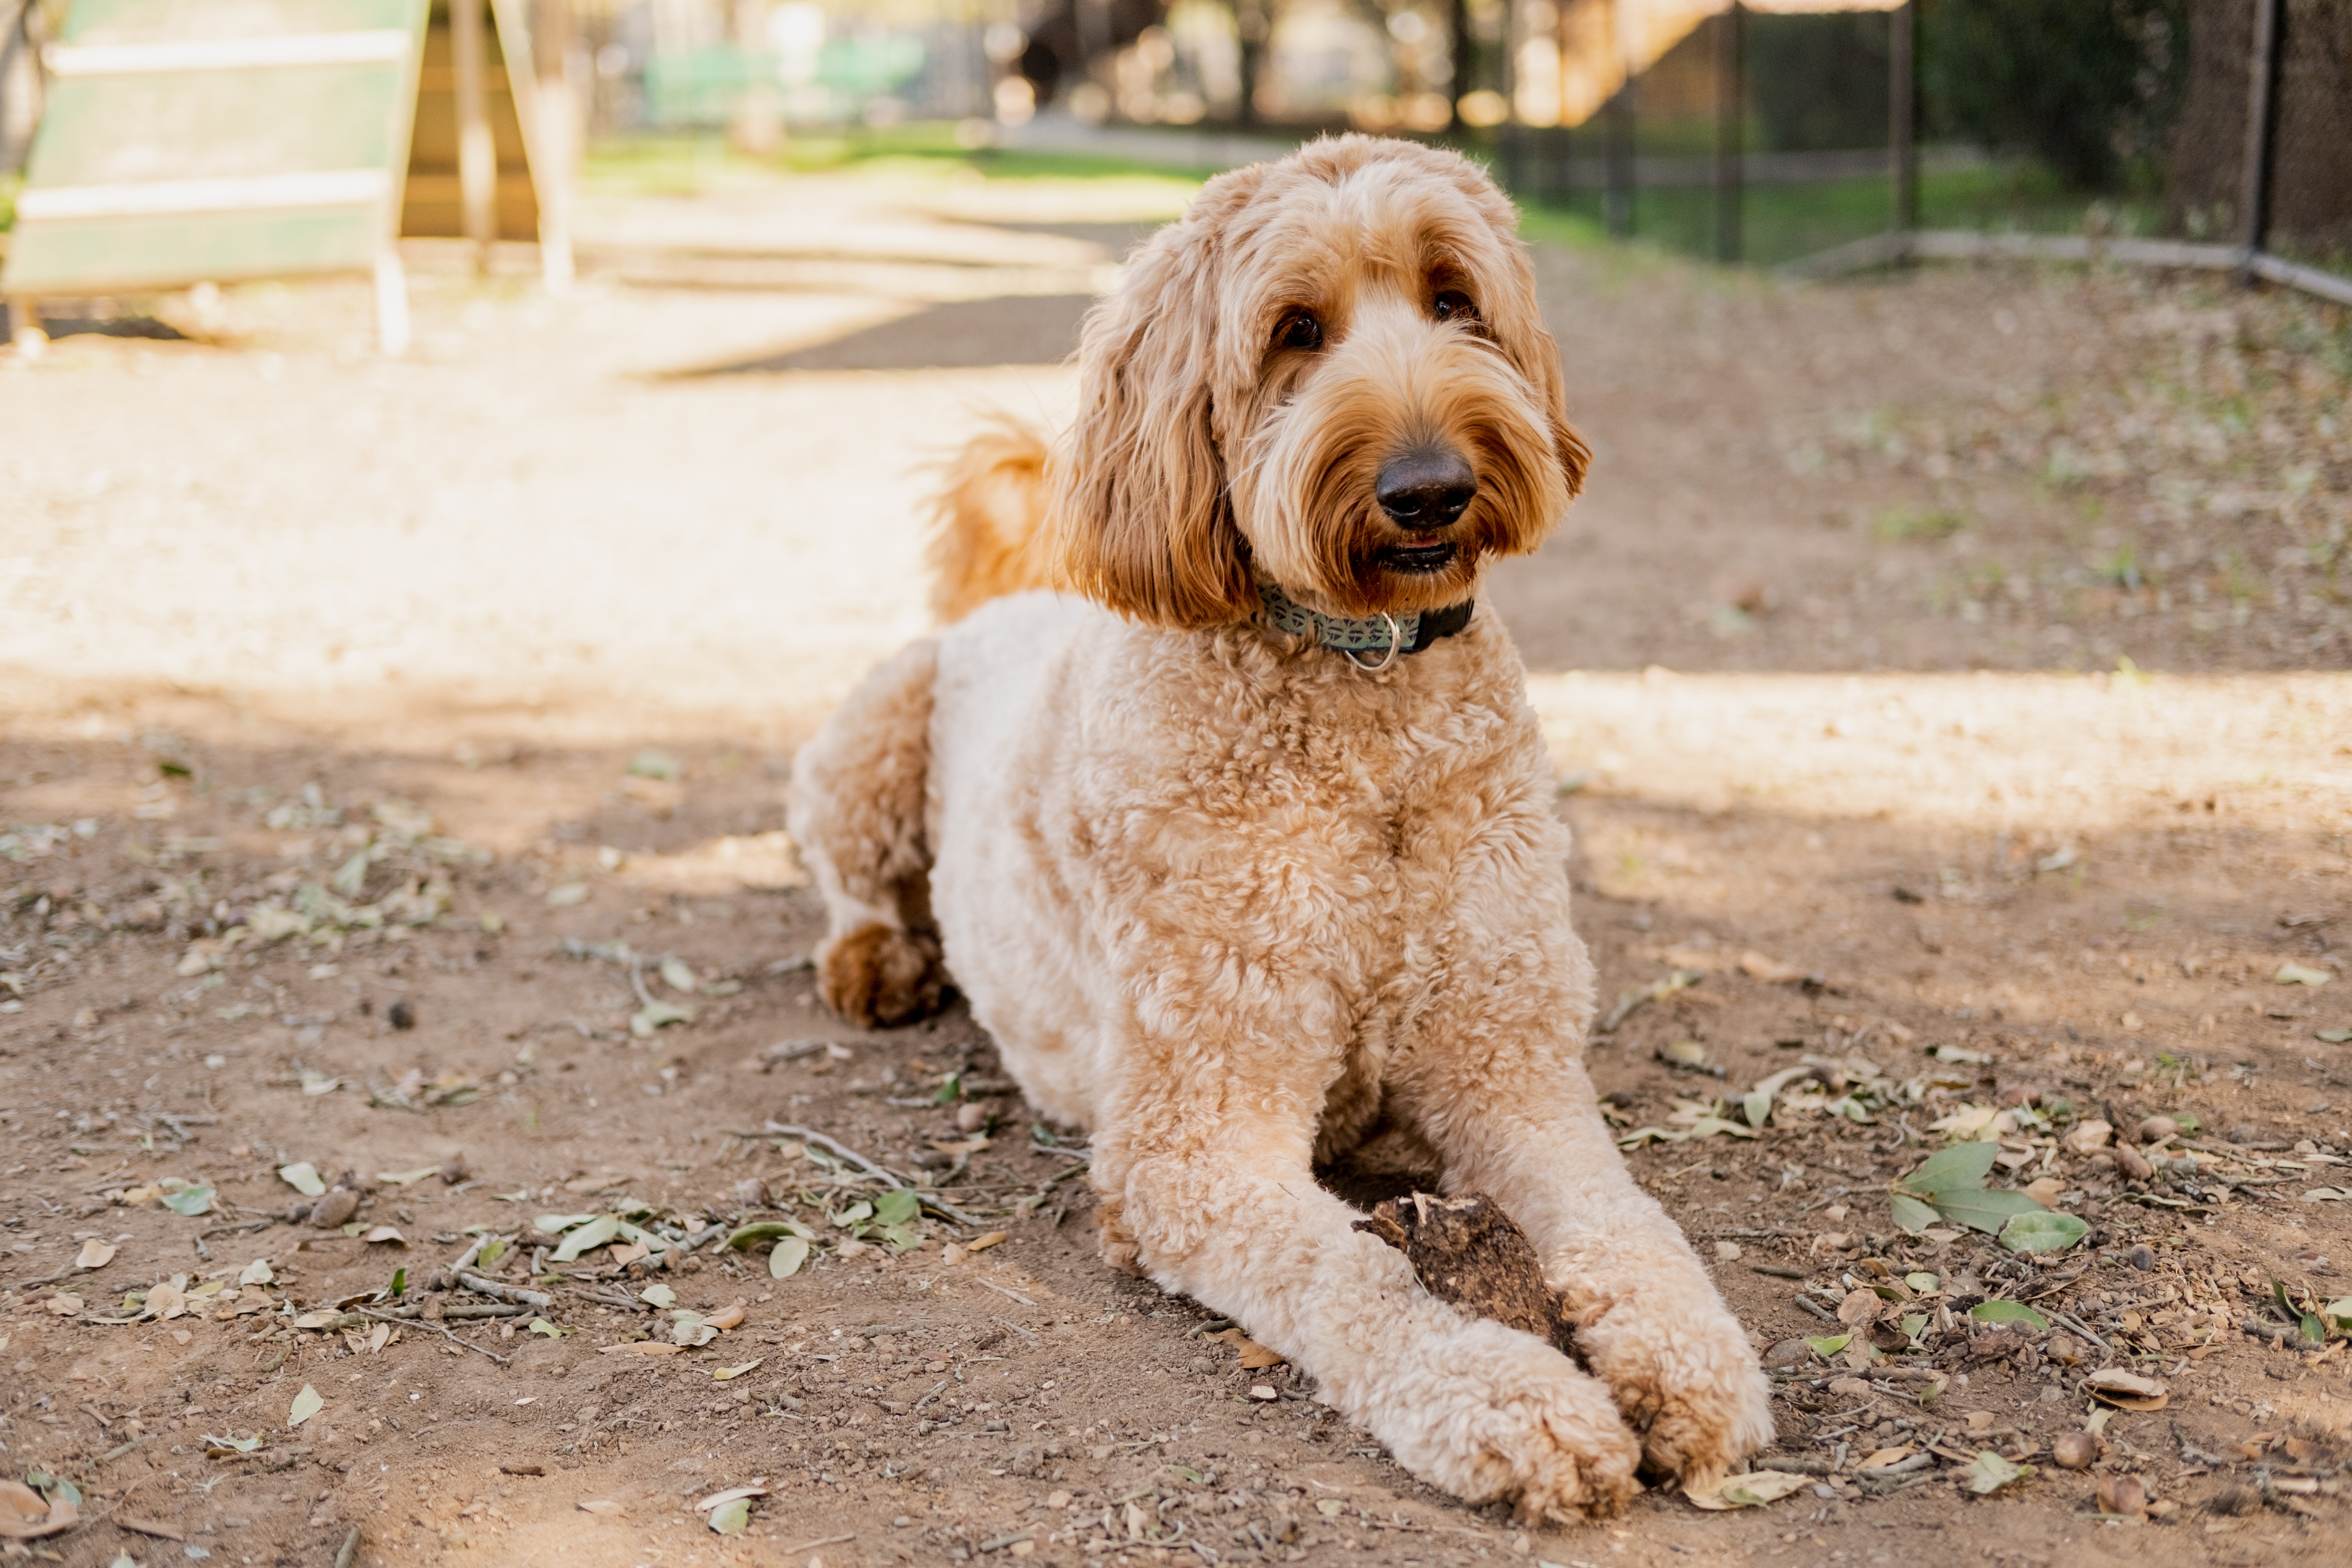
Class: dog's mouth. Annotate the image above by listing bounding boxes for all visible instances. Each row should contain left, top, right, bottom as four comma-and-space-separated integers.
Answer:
1374, 540, 1459, 575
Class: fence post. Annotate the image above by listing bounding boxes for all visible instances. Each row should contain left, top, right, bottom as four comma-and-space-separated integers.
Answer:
1714, 2, 1742, 263
1605, 0, 1635, 237
453, 0, 497, 274
1889, 0, 1916, 240
2237, 0, 2283, 279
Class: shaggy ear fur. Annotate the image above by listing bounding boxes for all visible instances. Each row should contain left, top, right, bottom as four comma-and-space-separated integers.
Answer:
1450, 166, 1590, 520
1049, 171, 1265, 628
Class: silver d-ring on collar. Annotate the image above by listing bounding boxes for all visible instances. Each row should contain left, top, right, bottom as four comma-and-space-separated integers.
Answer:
1344, 614, 1404, 672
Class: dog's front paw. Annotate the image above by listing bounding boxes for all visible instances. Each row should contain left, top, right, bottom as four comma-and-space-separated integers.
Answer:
816, 922, 945, 1027
1578, 1289, 1772, 1488
1380, 1323, 1642, 1522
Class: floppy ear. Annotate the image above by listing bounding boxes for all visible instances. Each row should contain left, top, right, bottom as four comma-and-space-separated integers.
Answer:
1478, 220, 1590, 513
1049, 180, 1260, 628
1432, 147, 1592, 514
1519, 310, 1591, 508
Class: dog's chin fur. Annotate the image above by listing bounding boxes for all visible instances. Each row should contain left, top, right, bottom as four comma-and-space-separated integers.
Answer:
792, 134, 1770, 1520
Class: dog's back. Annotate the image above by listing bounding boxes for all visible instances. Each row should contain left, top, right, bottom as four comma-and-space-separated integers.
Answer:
926, 419, 1055, 623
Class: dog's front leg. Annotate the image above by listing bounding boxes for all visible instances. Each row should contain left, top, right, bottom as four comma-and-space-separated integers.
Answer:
1098, 1081, 1640, 1521
1406, 1055, 1773, 1488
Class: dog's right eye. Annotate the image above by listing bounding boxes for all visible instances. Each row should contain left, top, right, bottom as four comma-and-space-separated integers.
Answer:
1275, 312, 1323, 352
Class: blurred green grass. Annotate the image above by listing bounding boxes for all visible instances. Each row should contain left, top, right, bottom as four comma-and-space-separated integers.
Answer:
583, 125, 1221, 198
1526, 161, 2168, 269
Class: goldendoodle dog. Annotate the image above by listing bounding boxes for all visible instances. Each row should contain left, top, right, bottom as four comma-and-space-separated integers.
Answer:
788, 134, 1770, 1519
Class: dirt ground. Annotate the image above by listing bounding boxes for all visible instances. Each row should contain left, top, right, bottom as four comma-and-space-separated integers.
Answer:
2, 149, 2349, 1568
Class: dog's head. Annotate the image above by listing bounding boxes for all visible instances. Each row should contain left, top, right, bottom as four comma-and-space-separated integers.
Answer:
1049, 135, 1587, 628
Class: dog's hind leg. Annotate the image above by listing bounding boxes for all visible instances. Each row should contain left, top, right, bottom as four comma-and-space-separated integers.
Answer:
787, 639, 949, 1028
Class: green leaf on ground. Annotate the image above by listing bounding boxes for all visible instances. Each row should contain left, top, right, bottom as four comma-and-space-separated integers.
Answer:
550, 1216, 621, 1262
160, 1186, 214, 1217
707, 1498, 749, 1535
1804, 1334, 1851, 1359
768, 1237, 810, 1279
1929, 1187, 2046, 1236
874, 1189, 920, 1227
1999, 1211, 2087, 1253
1898, 1142, 2000, 1195
279, 1162, 327, 1197
1969, 1300, 2050, 1330
1962, 1450, 2030, 1493
1889, 1193, 1941, 1234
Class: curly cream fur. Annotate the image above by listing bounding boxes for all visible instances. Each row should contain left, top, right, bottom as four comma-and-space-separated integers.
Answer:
792, 134, 1769, 1519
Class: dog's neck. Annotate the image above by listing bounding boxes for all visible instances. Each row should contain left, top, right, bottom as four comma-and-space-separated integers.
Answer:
1256, 581, 1475, 661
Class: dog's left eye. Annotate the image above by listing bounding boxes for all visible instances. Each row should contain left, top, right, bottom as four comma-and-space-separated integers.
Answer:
1275, 311, 1323, 352
1432, 290, 1479, 325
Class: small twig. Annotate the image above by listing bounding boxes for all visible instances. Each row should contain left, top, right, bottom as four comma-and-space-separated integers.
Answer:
358, 1306, 509, 1363
334, 1525, 361, 1568
2050, 1310, 2111, 1351
976, 1279, 1037, 1306
201, 1219, 274, 1240
912, 1378, 951, 1412
457, 1271, 552, 1309
994, 1314, 1039, 1341
764, 1124, 905, 1183
778, 1536, 853, 1556
1793, 1294, 1837, 1323
5, 1268, 80, 1292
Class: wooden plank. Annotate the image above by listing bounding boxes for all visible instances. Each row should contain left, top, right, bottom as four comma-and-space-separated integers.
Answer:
2, 0, 427, 348
47, 30, 410, 72
17, 168, 388, 219
62, 0, 416, 44
4, 206, 383, 292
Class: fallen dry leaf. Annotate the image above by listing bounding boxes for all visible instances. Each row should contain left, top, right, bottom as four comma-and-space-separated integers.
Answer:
1684, 1470, 1812, 1510
599, 1341, 684, 1356
2084, 1368, 2169, 1411
1211, 1328, 1285, 1369
695, 1486, 767, 1512
705, 1301, 747, 1331
1837, 1287, 1882, 1328
361, 1226, 406, 1246
577, 1498, 623, 1514
0, 1479, 75, 1540
45, 1293, 82, 1316
2061, 1119, 2114, 1154
75, 1239, 115, 1270
968, 1231, 1009, 1252
1854, 1446, 1914, 1471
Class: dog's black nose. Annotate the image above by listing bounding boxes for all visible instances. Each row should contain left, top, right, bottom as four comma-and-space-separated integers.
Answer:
1375, 451, 1477, 526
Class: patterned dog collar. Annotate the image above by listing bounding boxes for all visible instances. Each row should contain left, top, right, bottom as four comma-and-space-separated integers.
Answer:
1257, 581, 1474, 659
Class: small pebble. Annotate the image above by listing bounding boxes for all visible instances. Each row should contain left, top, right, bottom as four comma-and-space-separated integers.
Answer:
733, 1178, 769, 1208
954, 1102, 989, 1133
2127, 1243, 2155, 1271
2136, 1115, 2178, 1145
309, 1188, 360, 1228
2052, 1430, 2102, 1469
387, 997, 416, 1031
